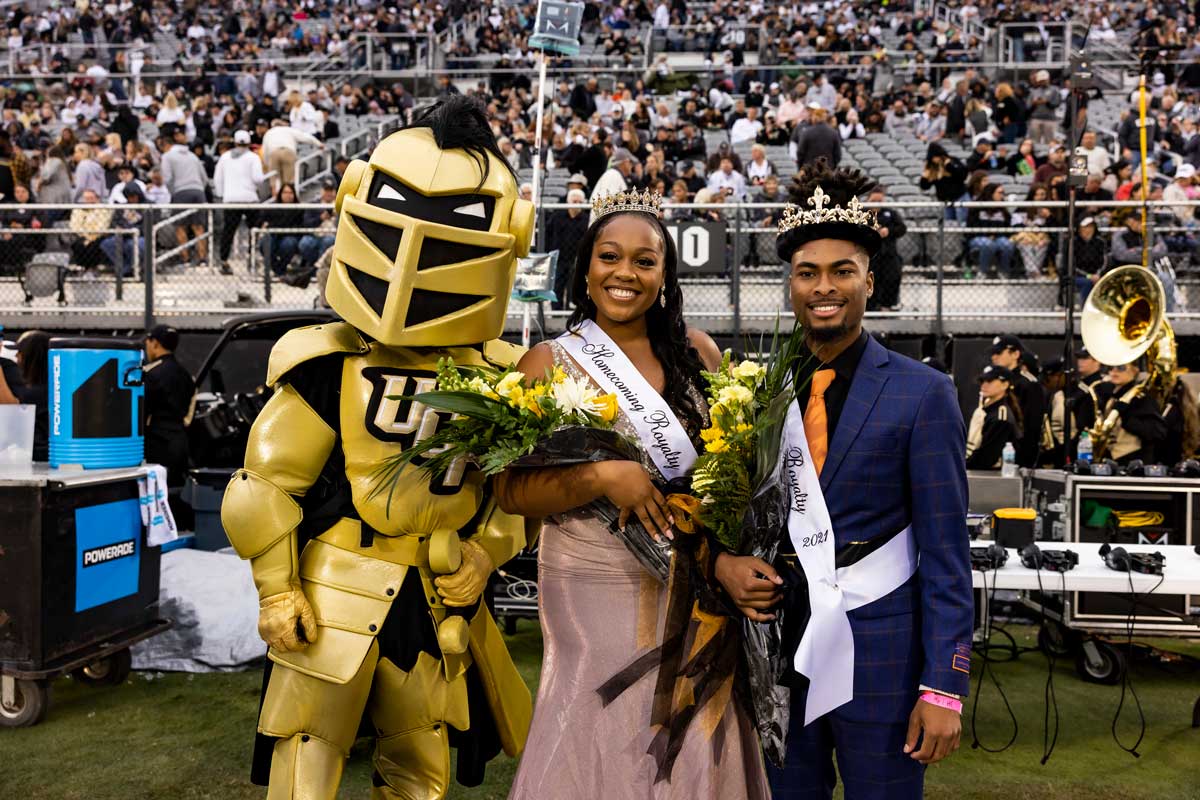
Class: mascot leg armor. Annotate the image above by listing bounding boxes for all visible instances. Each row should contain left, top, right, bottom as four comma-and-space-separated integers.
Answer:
220, 96, 536, 800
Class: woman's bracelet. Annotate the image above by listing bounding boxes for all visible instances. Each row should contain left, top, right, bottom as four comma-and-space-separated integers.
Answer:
920, 691, 963, 714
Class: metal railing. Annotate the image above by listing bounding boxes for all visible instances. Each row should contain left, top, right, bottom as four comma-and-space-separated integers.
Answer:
2, 199, 1199, 339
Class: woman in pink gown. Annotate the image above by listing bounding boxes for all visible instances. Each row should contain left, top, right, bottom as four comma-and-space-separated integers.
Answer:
496, 199, 770, 799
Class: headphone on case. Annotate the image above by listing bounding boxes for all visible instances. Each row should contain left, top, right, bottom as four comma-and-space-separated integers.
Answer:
1099, 543, 1165, 575
1020, 543, 1079, 572
970, 542, 1008, 570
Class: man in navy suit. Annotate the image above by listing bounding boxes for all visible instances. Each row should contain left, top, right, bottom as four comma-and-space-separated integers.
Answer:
715, 162, 972, 799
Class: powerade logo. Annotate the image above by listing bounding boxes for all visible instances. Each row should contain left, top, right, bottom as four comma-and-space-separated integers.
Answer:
75, 498, 141, 612
82, 539, 136, 567
51, 353, 62, 436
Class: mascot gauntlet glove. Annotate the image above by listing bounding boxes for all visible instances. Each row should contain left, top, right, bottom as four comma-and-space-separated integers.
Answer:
249, 534, 317, 652
258, 588, 319, 652
434, 539, 495, 607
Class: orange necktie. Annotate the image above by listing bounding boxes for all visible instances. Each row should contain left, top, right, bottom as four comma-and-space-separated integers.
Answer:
805, 369, 836, 475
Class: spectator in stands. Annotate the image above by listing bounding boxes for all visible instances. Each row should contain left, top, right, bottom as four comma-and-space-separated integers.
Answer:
34, 144, 71, 211
71, 143, 106, 202
1112, 207, 1169, 270
776, 90, 805, 128
677, 122, 706, 160
993, 82, 1026, 143
108, 163, 146, 205
1005, 138, 1043, 177
838, 108, 865, 141
793, 105, 840, 169
213, 130, 265, 275
1078, 172, 1115, 219
1070, 217, 1107, 306
1026, 70, 1061, 145
707, 156, 747, 201
868, 186, 907, 311
259, 183, 304, 277
968, 183, 1017, 278
1163, 163, 1197, 225
945, 79, 971, 143
1118, 110, 1159, 159
965, 96, 992, 142
884, 99, 915, 137
915, 101, 946, 142
101, 182, 146, 278
758, 111, 789, 146
570, 77, 599, 121
145, 169, 170, 206
806, 74, 837, 112
546, 188, 589, 310
745, 144, 774, 186
1034, 143, 1068, 185
730, 106, 763, 145
590, 147, 635, 209
664, 180, 693, 221
1, 184, 44, 271
262, 119, 325, 193
69, 188, 111, 271
289, 181, 338, 289
162, 128, 209, 266
1010, 197, 1052, 282
1077, 129, 1112, 175
966, 136, 1004, 172
920, 142, 968, 220
156, 92, 185, 132
286, 91, 323, 138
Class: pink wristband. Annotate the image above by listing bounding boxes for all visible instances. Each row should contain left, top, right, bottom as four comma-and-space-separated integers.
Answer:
920, 691, 963, 714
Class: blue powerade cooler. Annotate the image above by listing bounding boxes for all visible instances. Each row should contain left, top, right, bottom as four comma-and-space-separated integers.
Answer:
48, 338, 144, 469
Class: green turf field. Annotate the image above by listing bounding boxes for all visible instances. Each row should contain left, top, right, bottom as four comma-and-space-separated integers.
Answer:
1, 624, 1197, 799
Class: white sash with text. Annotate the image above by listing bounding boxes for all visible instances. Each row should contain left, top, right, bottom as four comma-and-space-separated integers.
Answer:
557, 319, 698, 481
782, 396, 918, 725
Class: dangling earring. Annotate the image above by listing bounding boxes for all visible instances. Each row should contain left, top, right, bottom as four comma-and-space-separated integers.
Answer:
659, 287, 667, 308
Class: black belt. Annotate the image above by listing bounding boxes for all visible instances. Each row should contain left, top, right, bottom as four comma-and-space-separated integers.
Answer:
777, 526, 910, 569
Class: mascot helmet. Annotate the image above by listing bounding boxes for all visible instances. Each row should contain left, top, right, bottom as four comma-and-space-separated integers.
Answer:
328, 97, 535, 347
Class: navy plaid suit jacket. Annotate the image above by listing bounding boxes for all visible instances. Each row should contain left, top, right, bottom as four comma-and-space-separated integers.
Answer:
793, 334, 972, 723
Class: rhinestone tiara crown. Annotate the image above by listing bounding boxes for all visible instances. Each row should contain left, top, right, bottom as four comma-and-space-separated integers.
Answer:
777, 185, 879, 236
592, 188, 663, 220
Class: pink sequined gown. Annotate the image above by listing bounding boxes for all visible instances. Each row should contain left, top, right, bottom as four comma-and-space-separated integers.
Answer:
507, 343, 770, 800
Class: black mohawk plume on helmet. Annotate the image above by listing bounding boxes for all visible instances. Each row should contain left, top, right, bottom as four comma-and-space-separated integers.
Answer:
777, 158, 881, 263
403, 95, 515, 188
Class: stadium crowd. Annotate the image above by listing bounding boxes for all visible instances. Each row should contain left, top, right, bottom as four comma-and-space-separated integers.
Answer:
0, 0, 1196, 309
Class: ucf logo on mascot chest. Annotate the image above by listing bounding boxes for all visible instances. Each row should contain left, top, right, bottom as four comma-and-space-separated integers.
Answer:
220, 97, 535, 800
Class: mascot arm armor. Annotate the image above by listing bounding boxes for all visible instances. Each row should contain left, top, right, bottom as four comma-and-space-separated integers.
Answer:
467, 497, 528, 573
221, 381, 337, 600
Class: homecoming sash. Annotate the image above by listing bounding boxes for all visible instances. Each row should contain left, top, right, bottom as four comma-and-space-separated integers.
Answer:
781, 397, 918, 725
557, 319, 698, 481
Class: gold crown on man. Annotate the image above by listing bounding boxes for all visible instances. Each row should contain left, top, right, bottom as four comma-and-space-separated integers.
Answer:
592, 188, 662, 220
778, 186, 879, 235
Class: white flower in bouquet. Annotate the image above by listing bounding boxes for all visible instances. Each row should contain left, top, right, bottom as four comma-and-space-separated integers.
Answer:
733, 359, 766, 382
717, 383, 754, 409
466, 376, 498, 399
552, 375, 601, 417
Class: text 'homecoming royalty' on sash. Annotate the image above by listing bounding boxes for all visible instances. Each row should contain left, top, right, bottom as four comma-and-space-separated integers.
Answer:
781, 396, 918, 725
556, 318, 698, 481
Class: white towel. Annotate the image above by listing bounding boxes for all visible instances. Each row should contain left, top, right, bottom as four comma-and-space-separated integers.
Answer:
139, 464, 178, 547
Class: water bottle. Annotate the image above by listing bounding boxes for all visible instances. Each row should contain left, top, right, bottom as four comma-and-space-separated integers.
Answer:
1001, 442, 1017, 477
1077, 431, 1093, 464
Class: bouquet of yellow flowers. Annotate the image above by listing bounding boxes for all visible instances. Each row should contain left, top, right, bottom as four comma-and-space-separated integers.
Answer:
372, 358, 623, 505
691, 355, 770, 551
688, 322, 810, 553
688, 322, 812, 768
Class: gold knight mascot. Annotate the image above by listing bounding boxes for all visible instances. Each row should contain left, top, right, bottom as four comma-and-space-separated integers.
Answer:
220, 97, 535, 799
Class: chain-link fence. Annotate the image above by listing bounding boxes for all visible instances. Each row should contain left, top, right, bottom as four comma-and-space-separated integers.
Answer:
4, 199, 1200, 336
